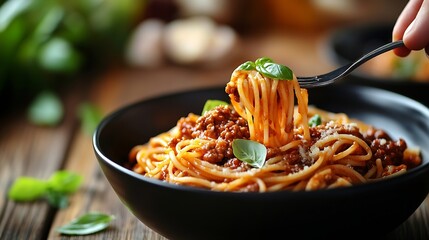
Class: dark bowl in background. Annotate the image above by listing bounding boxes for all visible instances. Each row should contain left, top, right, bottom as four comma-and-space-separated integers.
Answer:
325, 23, 429, 106
93, 84, 429, 240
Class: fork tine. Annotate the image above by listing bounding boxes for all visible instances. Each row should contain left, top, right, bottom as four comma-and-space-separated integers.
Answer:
296, 40, 404, 88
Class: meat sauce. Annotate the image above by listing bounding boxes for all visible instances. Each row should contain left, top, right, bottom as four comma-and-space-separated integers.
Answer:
169, 105, 421, 177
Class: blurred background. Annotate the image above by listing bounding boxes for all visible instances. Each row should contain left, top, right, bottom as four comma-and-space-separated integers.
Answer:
1, 0, 426, 127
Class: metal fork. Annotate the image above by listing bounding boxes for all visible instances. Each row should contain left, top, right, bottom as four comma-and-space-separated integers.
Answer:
297, 40, 405, 88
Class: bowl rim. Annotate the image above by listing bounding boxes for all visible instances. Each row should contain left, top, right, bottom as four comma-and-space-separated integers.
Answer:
93, 84, 429, 197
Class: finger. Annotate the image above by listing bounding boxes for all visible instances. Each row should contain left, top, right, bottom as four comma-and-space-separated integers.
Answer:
393, 0, 423, 42
403, 0, 429, 50
393, 47, 411, 57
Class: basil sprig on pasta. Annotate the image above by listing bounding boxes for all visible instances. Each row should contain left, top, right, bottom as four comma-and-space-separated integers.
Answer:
232, 139, 267, 168
308, 114, 322, 127
236, 57, 294, 80
202, 100, 229, 115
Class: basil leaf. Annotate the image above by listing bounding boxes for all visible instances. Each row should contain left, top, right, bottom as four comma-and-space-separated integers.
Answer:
7, 177, 48, 201
256, 62, 293, 80
236, 61, 256, 71
255, 57, 273, 66
202, 100, 229, 115
232, 139, 267, 168
308, 114, 322, 127
57, 212, 115, 235
78, 102, 103, 135
45, 190, 69, 209
28, 91, 63, 126
236, 57, 294, 80
48, 170, 82, 194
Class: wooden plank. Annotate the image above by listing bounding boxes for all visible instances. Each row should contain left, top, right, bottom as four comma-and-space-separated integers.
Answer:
48, 65, 232, 239
47, 68, 172, 239
0, 82, 83, 240
387, 198, 429, 239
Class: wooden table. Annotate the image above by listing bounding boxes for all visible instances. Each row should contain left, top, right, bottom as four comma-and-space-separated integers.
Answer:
1, 31, 428, 240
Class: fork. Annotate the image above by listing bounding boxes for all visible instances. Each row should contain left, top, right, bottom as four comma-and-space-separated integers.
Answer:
297, 40, 405, 88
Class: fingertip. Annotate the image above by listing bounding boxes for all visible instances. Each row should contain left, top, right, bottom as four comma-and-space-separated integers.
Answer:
393, 47, 411, 57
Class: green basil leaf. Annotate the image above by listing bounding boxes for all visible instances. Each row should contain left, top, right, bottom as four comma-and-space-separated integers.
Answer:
256, 62, 293, 80
28, 91, 63, 126
232, 139, 267, 168
236, 61, 256, 71
255, 57, 273, 66
57, 212, 115, 235
236, 57, 294, 80
48, 170, 82, 194
8, 177, 48, 201
308, 114, 322, 127
78, 102, 104, 135
201, 100, 229, 115
45, 190, 69, 209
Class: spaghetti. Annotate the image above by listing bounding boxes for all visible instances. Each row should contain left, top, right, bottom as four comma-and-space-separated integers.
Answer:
128, 59, 422, 192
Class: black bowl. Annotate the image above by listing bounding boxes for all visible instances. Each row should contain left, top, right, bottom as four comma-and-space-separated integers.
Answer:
326, 23, 429, 106
93, 84, 429, 240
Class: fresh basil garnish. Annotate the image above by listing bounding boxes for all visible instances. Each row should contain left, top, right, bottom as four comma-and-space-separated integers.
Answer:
236, 57, 293, 80
7, 170, 82, 208
57, 212, 115, 235
308, 114, 322, 127
232, 139, 267, 168
236, 61, 256, 71
202, 100, 229, 115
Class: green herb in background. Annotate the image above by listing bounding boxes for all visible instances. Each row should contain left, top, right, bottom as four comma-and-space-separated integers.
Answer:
201, 99, 229, 115
27, 91, 63, 126
48, 170, 82, 193
78, 102, 103, 135
38, 37, 82, 73
7, 177, 48, 201
392, 56, 419, 79
232, 139, 267, 169
57, 212, 115, 235
0, 0, 146, 109
8, 170, 82, 208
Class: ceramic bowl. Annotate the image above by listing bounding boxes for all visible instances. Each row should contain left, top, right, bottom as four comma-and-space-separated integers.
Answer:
93, 84, 429, 240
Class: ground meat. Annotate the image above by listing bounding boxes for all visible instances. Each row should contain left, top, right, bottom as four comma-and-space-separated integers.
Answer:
364, 127, 393, 142
175, 114, 198, 140
361, 127, 407, 165
309, 122, 363, 142
311, 124, 411, 174
225, 80, 239, 103
171, 105, 250, 164
223, 158, 250, 170
370, 138, 407, 166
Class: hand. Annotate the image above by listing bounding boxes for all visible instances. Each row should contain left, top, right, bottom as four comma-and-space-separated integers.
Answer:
393, 0, 429, 57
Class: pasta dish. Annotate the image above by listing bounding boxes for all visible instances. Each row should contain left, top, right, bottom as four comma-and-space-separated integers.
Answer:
128, 58, 422, 192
